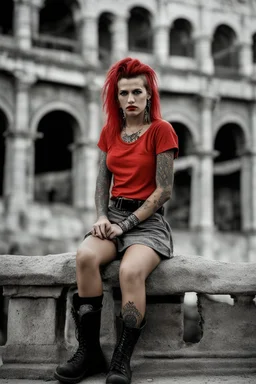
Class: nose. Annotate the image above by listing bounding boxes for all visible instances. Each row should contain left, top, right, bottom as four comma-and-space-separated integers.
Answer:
128, 93, 135, 104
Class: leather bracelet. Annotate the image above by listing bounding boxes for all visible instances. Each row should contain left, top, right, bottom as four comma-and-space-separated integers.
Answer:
117, 213, 140, 233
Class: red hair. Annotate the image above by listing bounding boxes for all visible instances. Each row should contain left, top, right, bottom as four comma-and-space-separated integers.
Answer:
102, 57, 162, 139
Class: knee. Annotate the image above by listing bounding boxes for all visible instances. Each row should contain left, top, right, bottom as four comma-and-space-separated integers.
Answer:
76, 246, 98, 271
119, 264, 144, 286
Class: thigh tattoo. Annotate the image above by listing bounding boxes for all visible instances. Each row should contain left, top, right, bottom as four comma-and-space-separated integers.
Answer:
122, 301, 143, 328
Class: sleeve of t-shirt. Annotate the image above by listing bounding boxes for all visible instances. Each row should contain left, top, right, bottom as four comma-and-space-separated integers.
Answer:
97, 125, 108, 152
154, 120, 179, 158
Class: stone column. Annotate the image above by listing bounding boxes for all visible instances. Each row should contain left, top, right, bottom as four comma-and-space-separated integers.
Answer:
193, 95, 215, 258
153, 1, 169, 65
195, 34, 214, 75
245, 102, 256, 262
80, 15, 99, 66
195, 5, 214, 75
82, 84, 101, 226
30, 0, 44, 39
111, 14, 128, 62
14, 0, 32, 50
5, 72, 35, 231
239, 42, 253, 77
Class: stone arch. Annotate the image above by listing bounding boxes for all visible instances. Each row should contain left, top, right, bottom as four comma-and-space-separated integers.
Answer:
163, 111, 199, 147
212, 24, 239, 70
30, 101, 84, 140
98, 12, 114, 66
166, 121, 194, 230
128, 6, 153, 53
38, 0, 80, 51
169, 18, 194, 58
210, 18, 241, 41
30, 102, 84, 205
213, 122, 245, 232
34, 110, 77, 204
0, 0, 14, 36
213, 115, 250, 151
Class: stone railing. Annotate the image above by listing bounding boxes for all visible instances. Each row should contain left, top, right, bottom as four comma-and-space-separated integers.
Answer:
0, 253, 256, 380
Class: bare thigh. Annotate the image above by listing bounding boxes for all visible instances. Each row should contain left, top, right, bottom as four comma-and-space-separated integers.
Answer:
120, 244, 161, 281
77, 235, 117, 266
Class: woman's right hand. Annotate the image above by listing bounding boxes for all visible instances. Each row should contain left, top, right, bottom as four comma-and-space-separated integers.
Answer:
91, 216, 112, 240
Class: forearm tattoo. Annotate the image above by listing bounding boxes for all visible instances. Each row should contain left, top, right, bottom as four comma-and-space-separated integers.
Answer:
117, 213, 140, 233
95, 151, 112, 218
155, 150, 174, 209
122, 301, 143, 328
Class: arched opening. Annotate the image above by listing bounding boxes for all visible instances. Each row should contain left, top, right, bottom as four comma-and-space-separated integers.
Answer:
0, 0, 13, 36
212, 25, 239, 73
0, 109, 7, 197
34, 111, 75, 204
167, 122, 194, 229
169, 18, 194, 57
214, 123, 245, 231
98, 12, 113, 66
253, 33, 256, 64
37, 0, 78, 51
128, 7, 153, 53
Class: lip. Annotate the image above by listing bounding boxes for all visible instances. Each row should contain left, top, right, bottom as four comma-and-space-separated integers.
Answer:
126, 106, 137, 110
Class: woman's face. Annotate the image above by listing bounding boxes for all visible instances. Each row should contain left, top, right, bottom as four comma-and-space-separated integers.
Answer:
117, 76, 150, 120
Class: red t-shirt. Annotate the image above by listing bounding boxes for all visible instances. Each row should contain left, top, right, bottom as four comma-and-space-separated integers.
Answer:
97, 119, 179, 200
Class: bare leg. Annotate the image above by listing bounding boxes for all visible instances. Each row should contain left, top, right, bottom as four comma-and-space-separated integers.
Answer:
76, 235, 117, 297
119, 244, 161, 326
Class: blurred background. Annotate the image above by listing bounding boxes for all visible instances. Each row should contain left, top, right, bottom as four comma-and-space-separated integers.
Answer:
0, 0, 256, 351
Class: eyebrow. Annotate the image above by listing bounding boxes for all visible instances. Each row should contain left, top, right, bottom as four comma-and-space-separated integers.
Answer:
119, 87, 143, 92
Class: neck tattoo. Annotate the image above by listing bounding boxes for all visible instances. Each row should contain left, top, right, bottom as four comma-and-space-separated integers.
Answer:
122, 126, 144, 143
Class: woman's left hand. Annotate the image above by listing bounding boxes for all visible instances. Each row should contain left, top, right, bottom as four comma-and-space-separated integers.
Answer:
106, 223, 123, 239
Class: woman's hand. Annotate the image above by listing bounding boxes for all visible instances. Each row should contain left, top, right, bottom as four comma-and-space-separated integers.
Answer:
106, 223, 123, 239
92, 216, 112, 240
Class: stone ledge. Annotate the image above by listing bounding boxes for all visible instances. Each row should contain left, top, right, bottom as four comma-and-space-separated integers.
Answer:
0, 253, 256, 294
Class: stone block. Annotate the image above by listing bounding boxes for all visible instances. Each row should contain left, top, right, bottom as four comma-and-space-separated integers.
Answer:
194, 294, 256, 354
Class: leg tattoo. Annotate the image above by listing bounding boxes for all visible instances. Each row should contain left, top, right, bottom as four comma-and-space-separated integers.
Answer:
122, 301, 143, 328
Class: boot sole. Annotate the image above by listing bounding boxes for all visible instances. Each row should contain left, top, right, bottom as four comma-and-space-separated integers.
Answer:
54, 370, 85, 384
54, 366, 107, 384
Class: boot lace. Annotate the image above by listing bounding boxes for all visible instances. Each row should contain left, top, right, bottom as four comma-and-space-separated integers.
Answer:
67, 339, 87, 364
67, 307, 87, 365
110, 328, 134, 375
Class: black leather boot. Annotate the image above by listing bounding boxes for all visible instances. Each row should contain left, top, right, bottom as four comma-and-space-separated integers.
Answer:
54, 294, 106, 384
106, 316, 145, 384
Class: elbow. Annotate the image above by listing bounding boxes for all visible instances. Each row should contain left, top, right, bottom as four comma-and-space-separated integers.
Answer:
159, 186, 172, 204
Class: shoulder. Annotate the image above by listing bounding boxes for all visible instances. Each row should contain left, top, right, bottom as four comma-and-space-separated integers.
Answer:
150, 119, 176, 135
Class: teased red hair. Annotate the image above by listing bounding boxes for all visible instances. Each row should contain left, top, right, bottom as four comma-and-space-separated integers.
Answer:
102, 57, 162, 139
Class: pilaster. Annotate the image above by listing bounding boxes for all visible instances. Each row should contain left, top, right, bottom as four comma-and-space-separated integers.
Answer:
244, 101, 256, 262
14, 0, 32, 50
153, 1, 169, 65
80, 15, 99, 66
4, 71, 36, 231
195, 5, 214, 75
239, 42, 253, 77
193, 94, 216, 258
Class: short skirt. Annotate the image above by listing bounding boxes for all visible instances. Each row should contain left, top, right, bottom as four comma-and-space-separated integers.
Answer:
84, 204, 174, 260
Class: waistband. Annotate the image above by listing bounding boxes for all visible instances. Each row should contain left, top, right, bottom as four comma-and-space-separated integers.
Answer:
111, 197, 164, 215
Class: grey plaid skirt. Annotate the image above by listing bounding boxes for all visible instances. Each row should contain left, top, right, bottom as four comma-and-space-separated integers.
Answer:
85, 204, 174, 259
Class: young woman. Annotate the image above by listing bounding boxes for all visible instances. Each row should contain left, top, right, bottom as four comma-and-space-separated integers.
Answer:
54, 57, 178, 384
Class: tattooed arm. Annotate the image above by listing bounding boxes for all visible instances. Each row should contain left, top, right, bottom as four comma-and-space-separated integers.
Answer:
134, 149, 175, 222
92, 150, 113, 239
108, 150, 175, 238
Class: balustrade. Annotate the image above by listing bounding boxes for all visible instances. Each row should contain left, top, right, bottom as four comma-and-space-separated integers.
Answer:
0, 253, 255, 379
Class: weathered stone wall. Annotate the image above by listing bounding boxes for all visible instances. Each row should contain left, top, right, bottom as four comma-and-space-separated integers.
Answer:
0, 253, 255, 379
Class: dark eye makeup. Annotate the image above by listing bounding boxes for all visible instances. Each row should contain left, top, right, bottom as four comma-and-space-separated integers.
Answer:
119, 89, 143, 96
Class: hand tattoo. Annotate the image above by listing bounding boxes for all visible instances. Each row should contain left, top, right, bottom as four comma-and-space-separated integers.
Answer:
122, 301, 143, 328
